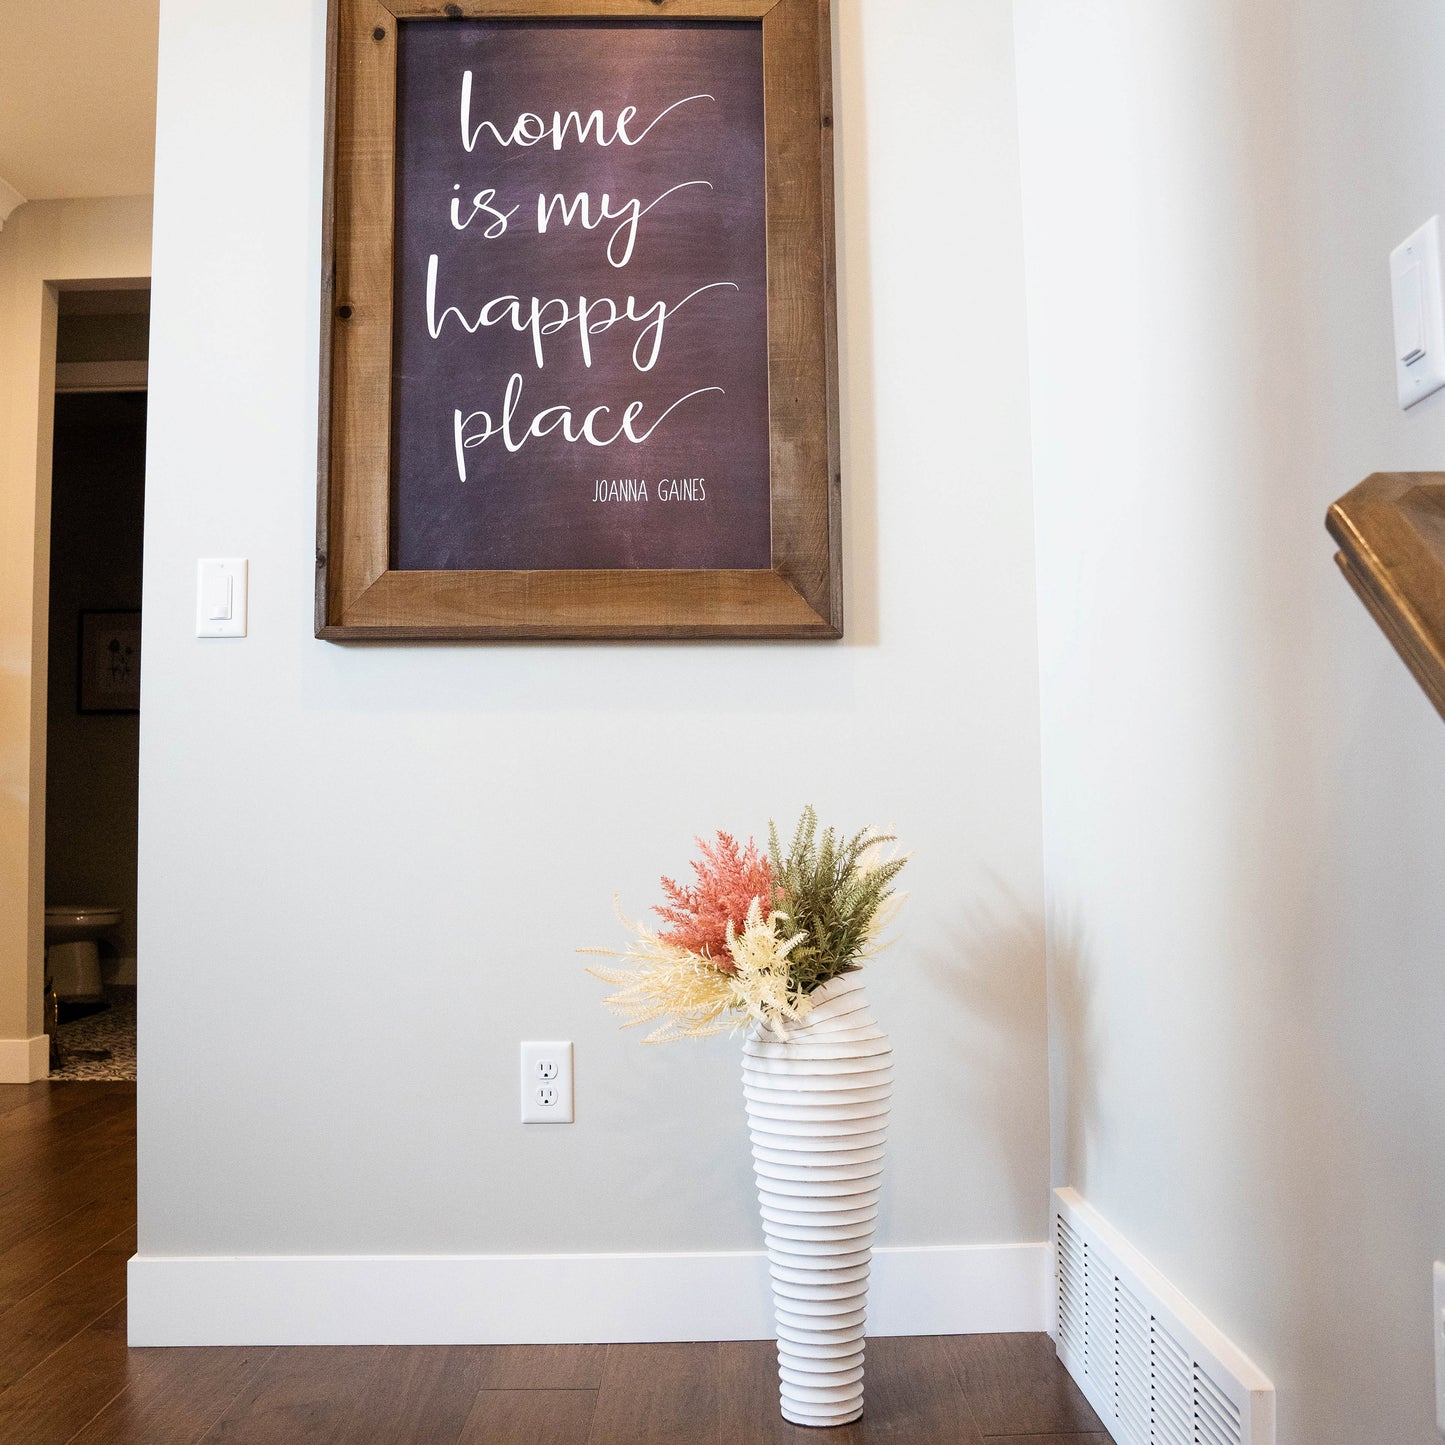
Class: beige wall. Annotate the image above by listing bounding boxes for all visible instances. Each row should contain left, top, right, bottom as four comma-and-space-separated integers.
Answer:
0, 196, 151, 1075
1016, 1, 1445, 1440
0, 1, 158, 200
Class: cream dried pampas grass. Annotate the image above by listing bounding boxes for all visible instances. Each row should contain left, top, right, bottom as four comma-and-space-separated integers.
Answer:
583, 898, 814, 1042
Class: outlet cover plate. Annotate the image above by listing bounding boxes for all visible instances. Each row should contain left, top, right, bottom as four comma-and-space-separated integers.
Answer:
520, 1041, 573, 1124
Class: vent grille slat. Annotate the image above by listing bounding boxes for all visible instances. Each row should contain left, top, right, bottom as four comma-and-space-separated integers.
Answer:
1154, 1354, 1192, 1398
1152, 1312, 1194, 1445
1052, 1193, 1272, 1445
1194, 1384, 1242, 1445
1118, 1352, 1150, 1394
1117, 1370, 1152, 1443
1118, 1368, 1150, 1403
1195, 1410, 1239, 1445
1153, 1321, 1190, 1369
1150, 1375, 1196, 1433
1195, 1368, 1243, 1425
1153, 1413, 1192, 1445
1055, 1213, 1087, 1359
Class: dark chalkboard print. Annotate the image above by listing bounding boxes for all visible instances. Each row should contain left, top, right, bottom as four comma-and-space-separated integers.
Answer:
391, 19, 770, 572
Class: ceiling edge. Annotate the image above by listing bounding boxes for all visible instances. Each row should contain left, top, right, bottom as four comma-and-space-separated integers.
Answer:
0, 174, 25, 230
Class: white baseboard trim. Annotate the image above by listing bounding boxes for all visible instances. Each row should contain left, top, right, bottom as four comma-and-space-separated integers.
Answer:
0, 1035, 49, 1083
128, 1242, 1049, 1347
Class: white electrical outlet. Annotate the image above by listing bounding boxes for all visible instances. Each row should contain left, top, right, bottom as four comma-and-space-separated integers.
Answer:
1435, 1262, 1445, 1434
520, 1041, 573, 1124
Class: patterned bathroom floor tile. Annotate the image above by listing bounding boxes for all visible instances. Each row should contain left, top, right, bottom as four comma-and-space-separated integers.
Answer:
50, 997, 136, 1081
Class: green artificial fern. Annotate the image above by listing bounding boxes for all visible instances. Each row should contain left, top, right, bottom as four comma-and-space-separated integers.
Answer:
768, 806, 908, 993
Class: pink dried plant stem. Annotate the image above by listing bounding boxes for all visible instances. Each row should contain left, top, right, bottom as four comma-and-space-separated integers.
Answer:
654, 831, 777, 974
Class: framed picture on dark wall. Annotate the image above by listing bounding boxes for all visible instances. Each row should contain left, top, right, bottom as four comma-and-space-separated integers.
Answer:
77, 611, 141, 714
316, 0, 841, 640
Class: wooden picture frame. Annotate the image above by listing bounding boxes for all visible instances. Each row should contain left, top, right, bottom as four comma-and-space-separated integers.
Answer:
77, 610, 142, 714
317, 0, 841, 640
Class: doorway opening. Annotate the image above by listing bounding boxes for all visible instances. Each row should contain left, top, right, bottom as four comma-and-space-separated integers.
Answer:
43, 286, 148, 1080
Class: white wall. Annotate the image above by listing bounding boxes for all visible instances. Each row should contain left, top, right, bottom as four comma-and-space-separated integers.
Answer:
0, 196, 151, 1080
138, 0, 1047, 1306
1015, 2, 1445, 1441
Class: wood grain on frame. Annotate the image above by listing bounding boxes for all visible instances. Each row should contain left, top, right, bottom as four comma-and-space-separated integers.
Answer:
317, 0, 841, 639
388, 1, 778, 18
1328, 472, 1445, 720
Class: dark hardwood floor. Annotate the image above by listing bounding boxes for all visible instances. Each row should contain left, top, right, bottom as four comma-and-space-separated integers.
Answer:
0, 1081, 1111, 1444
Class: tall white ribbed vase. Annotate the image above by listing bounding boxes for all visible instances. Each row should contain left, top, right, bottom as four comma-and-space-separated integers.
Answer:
742, 973, 891, 1427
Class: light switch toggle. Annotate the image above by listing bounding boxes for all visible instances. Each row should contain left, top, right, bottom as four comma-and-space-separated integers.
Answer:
1395, 261, 1427, 365
206, 571, 233, 622
196, 559, 248, 637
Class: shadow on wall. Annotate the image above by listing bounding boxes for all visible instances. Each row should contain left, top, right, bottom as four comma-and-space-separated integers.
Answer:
834, 0, 880, 649
917, 881, 1054, 1232
1043, 908, 1098, 1193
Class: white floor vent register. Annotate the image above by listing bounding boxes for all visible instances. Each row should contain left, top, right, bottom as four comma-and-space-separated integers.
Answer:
1052, 1188, 1275, 1445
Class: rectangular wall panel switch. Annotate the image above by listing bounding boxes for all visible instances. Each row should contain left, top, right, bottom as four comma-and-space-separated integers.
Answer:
520, 1041, 574, 1123
1391, 218, 1445, 410
196, 559, 248, 637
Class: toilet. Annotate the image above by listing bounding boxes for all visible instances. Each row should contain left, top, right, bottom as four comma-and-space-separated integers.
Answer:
44, 906, 122, 1002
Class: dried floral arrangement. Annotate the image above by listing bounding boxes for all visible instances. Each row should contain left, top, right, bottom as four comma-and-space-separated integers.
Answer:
584, 807, 907, 1042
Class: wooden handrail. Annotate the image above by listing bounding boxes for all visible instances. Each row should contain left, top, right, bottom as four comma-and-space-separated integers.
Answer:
1328, 473, 1445, 719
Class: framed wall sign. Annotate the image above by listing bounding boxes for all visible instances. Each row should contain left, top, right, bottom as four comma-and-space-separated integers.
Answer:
78, 610, 141, 714
317, 0, 841, 640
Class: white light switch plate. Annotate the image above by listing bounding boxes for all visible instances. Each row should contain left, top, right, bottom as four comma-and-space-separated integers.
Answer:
520, 1041, 574, 1123
1391, 218, 1445, 410
196, 559, 248, 637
